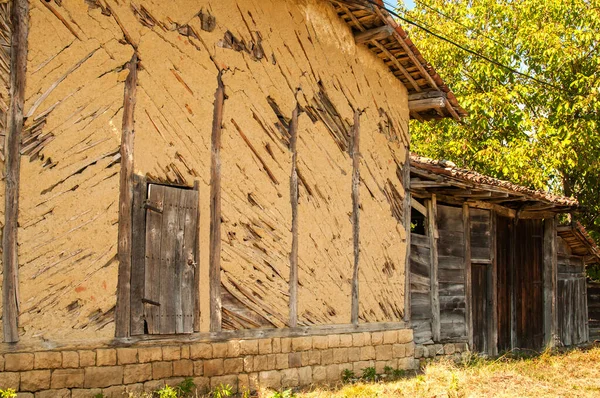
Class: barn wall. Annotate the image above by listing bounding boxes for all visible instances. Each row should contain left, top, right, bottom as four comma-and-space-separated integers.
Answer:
5, 0, 409, 344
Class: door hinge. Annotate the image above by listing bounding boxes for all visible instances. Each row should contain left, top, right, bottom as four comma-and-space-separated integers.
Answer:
142, 298, 161, 306
143, 200, 163, 214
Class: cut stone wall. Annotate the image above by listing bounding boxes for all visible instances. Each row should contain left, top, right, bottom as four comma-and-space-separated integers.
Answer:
0, 329, 415, 396
414, 342, 469, 367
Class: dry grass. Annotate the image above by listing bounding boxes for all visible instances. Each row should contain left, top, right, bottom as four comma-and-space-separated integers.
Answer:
295, 346, 600, 398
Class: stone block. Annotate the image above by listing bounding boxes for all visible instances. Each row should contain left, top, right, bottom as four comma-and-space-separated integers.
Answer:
393, 344, 406, 358
204, 358, 224, 377
0, 372, 19, 389
258, 338, 273, 354
192, 377, 210, 394
333, 348, 349, 364
72, 389, 102, 398
227, 340, 241, 358
313, 335, 328, 350
288, 352, 301, 368
301, 350, 320, 366
444, 344, 456, 355
259, 370, 281, 389
20, 370, 51, 392
51, 368, 85, 389
292, 337, 312, 352
16, 393, 34, 398
352, 333, 364, 347
223, 358, 243, 374
360, 346, 375, 361
243, 356, 253, 372
406, 343, 415, 357
275, 353, 288, 370
326, 364, 339, 382
84, 366, 124, 388
212, 342, 228, 358
162, 346, 181, 361
376, 345, 393, 361
397, 329, 413, 344
173, 359, 194, 377
210, 375, 238, 392
339, 334, 353, 348
348, 347, 360, 362
100, 385, 126, 398
181, 345, 190, 359
193, 360, 204, 376
312, 365, 327, 383
62, 351, 79, 368
362, 332, 372, 346
371, 332, 384, 345
144, 379, 165, 391
190, 343, 212, 360
138, 347, 162, 363
298, 366, 312, 386
0, 355, 4, 371
5, 353, 34, 371
34, 389, 70, 398
281, 368, 299, 387
272, 338, 281, 353
398, 357, 417, 370
414, 346, 424, 359
34, 352, 62, 370
78, 351, 95, 367
239, 340, 259, 355
328, 334, 340, 348
123, 363, 152, 384
319, 349, 333, 366
353, 361, 373, 374
383, 330, 398, 345
280, 338, 292, 353
238, 374, 250, 393
96, 349, 117, 366
152, 361, 173, 379
266, 354, 277, 370
253, 355, 268, 372
117, 348, 138, 365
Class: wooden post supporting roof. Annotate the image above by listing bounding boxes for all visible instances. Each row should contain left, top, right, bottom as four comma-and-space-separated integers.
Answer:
543, 216, 558, 347
3, 0, 29, 343
289, 103, 300, 328
209, 71, 225, 332
350, 110, 361, 325
428, 196, 440, 341
115, 53, 138, 338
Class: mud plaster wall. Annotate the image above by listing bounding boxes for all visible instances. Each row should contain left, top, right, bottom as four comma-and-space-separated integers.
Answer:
4, 0, 409, 343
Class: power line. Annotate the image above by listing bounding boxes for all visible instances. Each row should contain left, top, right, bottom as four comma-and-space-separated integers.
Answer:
358, 0, 559, 89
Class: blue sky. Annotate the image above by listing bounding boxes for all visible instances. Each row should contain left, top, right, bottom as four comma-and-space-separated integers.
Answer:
387, 0, 415, 10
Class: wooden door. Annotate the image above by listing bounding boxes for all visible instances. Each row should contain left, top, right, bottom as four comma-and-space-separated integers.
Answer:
469, 209, 492, 353
514, 219, 544, 350
496, 216, 512, 352
144, 184, 199, 335
557, 255, 589, 345
471, 263, 488, 352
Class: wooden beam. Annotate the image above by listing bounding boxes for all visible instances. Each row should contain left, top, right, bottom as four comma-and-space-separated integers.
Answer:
354, 25, 394, 44
409, 97, 447, 113
408, 91, 445, 101
543, 216, 558, 347
289, 103, 300, 328
412, 198, 427, 217
428, 195, 440, 341
193, 180, 201, 333
130, 175, 147, 336
403, 151, 412, 322
351, 110, 361, 325
3, 0, 29, 344
115, 53, 138, 338
464, 203, 473, 350
489, 212, 498, 356
209, 71, 225, 332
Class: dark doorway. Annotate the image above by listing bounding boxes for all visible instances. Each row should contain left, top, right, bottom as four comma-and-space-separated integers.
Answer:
514, 219, 545, 350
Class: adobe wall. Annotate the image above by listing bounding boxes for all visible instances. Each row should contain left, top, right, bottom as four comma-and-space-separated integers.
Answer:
0, 329, 416, 396
1, 0, 410, 345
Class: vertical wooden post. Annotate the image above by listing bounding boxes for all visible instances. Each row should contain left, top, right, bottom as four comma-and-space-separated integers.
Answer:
209, 71, 225, 332
489, 212, 499, 355
428, 195, 440, 341
130, 175, 147, 335
3, 0, 28, 343
289, 104, 300, 328
403, 151, 411, 323
350, 110, 361, 325
463, 203, 473, 350
115, 53, 138, 338
193, 181, 201, 332
543, 216, 557, 347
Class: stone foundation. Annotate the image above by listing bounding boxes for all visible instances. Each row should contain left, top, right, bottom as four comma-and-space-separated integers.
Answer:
414, 342, 469, 366
0, 329, 416, 397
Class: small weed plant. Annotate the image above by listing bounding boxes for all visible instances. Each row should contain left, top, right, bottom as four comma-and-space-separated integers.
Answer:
270, 389, 296, 398
156, 385, 178, 398
212, 383, 233, 398
0, 389, 16, 398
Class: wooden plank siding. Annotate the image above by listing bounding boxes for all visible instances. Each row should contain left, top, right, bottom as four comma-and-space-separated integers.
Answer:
410, 232, 433, 344
588, 281, 600, 342
557, 254, 588, 346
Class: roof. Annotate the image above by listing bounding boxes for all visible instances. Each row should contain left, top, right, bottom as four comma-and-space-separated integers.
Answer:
557, 222, 600, 265
329, 0, 466, 121
410, 154, 578, 212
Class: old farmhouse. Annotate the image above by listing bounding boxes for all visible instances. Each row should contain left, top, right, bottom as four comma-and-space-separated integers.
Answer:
0, 0, 592, 395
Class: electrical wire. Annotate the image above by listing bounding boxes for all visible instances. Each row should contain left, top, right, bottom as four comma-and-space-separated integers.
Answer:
357, 0, 559, 89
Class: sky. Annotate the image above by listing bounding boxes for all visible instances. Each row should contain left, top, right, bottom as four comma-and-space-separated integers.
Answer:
385, 0, 416, 11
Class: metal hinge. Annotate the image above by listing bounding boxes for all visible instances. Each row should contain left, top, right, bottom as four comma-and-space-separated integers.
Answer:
143, 200, 163, 214
142, 298, 161, 306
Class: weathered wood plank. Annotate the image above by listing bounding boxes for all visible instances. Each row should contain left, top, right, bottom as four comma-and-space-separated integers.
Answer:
115, 53, 138, 338
428, 196, 440, 341
543, 217, 557, 347
210, 71, 225, 332
180, 188, 199, 334
354, 25, 394, 44
159, 186, 181, 335
351, 110, 360, 325
145, 185, 165, 334
130, 175, 147, 336
464, 203, 473, 349
489, 212, 498, 355
193, 181, 201, 333
3, 0, 29, 343
289, 103, 300, 328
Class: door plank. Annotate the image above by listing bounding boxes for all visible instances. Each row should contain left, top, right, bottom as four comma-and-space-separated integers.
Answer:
180, 188, 199, 333
144, 184, 165, 334
159, 186, 181, 335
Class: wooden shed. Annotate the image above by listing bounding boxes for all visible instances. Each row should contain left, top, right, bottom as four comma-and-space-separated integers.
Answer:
408, 155, 588, 355
0, 0, 465, 394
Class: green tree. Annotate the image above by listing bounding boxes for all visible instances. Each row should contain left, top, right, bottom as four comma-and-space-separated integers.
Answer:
401, 0, 600, 238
